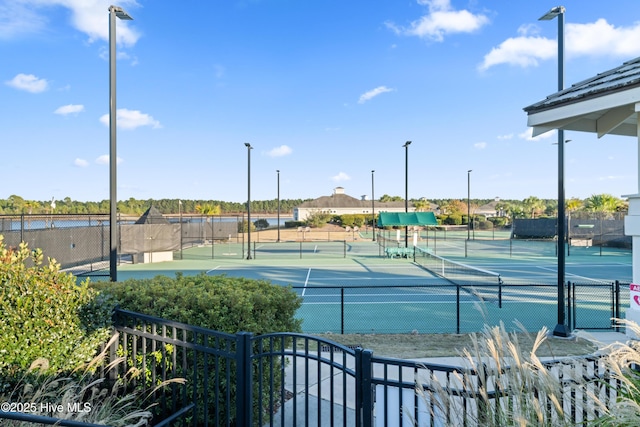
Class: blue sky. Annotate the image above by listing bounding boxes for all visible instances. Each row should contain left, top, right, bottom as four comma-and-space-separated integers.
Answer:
3, 0, 640, 204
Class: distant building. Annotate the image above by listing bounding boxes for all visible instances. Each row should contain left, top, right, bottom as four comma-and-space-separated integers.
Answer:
293, 187, 423, 221
475, 197, 504, 218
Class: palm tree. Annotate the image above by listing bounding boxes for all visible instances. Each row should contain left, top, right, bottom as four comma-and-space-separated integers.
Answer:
522, 196, 545, 219
584, 194, 622, 217
413, 199, 430, 212
196, 203, 221, 216
565, 198, 583, 244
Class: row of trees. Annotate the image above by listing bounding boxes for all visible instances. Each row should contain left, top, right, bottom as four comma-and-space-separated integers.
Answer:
433, 194, 627, 221
0, 194, 627, 219
0, 196, 309, 216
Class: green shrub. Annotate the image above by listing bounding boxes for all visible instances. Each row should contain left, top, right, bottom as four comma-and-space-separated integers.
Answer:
0, 236, 112, 383
237, 220, 256, 232
253, 218, 270, 229
284, 220, 305, 228
93, 273, 302, 424
443, 214, 462, 225
489, 216, 509, 227
476, 219, 493, 230
340, 214, 367, 228
305, 211, 332, 228
95, 273, 302, 334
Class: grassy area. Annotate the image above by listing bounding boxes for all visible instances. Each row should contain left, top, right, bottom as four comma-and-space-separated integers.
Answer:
310, 332, 597, 359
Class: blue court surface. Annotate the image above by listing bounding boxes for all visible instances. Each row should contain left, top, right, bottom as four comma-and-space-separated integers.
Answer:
112, 236, 632, 333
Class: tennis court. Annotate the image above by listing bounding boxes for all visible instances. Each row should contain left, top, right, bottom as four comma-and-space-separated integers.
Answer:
112, 234, 632, 334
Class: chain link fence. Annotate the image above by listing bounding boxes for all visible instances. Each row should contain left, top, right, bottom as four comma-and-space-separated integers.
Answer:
293, 281, 628, 334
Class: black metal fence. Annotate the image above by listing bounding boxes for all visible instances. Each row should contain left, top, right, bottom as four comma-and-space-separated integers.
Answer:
1, 308, 620, 426
293, 281, 629, 334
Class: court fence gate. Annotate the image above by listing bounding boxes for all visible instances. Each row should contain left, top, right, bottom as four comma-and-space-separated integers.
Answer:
2, 308, 618, 426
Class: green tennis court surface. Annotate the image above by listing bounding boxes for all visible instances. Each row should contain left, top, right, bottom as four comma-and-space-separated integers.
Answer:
109, 235, 632, 334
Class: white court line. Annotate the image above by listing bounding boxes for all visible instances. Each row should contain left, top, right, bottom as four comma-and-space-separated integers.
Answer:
302, 268, 312, 296
536, 266, 609, 283
302, 300, 478, 305
206, 266, 221, 274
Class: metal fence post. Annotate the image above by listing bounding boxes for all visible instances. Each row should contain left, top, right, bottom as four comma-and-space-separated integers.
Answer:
566, 281, 572, 331
456, 285, 461, 334
355, 348, 374, 427
341, 287, 345, 334
615, 280, 621, 332
236, 332, 253, 426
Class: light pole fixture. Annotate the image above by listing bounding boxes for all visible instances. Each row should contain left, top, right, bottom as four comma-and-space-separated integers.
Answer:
179, 200, 183, 259
372, 170, 376, 242
277, 170, 281, 243
245, 143, 253, 259
108, 4, 133, 282
403, 141, 412, 248
540, 5, 570, 337
467, 170, 472, 241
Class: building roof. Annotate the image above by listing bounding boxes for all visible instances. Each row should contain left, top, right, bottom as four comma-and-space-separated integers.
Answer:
135, 206, 170, 225
297, 191, 410, 210
476, 198, 501, 216
524, 56, 640, 138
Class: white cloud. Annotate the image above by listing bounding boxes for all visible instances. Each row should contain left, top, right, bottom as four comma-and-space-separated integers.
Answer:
74, 158, 89, 167
267, 145, 292, 157
96, 155, 123, 165
479, 36, 553, 71
497, 133, 514, 140
99, 108, 161, 130
55, 104, 85, 115
480, 19, 640, 71
0, 1, 140, 45
5, 73, 48, 93
331, 172, 351, 182
474, 142, 487, 149
386, 0, 489, 42
358, 86, 394, 104
0, 3, 48, 39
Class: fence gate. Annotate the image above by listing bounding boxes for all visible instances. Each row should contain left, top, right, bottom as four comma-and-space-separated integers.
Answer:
570, 281, 621, 330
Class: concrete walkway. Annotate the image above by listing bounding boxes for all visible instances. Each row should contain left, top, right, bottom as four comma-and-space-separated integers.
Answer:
271, 330, 630, 426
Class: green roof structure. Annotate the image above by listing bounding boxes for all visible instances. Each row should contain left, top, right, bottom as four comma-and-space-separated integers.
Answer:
376, 212, 438, 227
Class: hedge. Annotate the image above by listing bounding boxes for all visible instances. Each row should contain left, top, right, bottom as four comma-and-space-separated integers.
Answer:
93, 273, 302, 424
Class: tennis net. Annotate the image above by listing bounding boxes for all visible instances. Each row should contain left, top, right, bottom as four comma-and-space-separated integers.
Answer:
414, 246, 503, 306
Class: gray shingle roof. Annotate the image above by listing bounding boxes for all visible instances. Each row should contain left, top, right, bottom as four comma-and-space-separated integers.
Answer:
297, 193, 411, 210
524, 56, 640, 114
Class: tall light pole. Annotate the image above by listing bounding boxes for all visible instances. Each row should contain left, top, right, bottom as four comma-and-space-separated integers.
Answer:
245, 143, 253, 259
108, 5, 133, 282
540, 5, 570, 337
179, 200, 183, 259
371, 170, 376, 242
467, 170, 472, 241
276, 169, 281, 243
403, 141, 412, 248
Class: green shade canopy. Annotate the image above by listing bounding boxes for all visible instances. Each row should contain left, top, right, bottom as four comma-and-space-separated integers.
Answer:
376, 212, 438, 227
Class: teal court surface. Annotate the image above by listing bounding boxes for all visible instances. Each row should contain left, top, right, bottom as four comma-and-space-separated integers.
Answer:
109, 233, 633, 334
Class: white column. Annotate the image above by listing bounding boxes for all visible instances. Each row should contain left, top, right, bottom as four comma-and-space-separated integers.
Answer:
624, 106, 640, 337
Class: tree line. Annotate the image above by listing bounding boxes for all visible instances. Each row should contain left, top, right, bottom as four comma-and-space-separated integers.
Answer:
0, 196, 310, 216
0, 193, 627, 218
